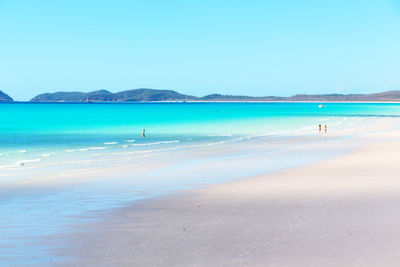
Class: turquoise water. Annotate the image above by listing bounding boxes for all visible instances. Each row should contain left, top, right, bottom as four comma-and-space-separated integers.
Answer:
2, 102, 400, 134
1, 102, 400, 264
1, 102, 399, 169
0, 102, 394, 171
1, 102, 399, 153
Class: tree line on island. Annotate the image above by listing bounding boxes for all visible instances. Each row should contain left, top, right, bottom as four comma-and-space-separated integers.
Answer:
2, 88, 400, 102
0, 90, 14, 101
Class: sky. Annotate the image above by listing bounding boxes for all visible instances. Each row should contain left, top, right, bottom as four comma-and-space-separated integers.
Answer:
1, 0, 400, 100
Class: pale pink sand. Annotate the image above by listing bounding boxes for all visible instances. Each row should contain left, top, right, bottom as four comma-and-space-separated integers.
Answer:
57, 127, 400, 267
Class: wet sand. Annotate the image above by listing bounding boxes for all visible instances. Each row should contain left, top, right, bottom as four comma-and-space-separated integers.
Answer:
56, 126, 400, 267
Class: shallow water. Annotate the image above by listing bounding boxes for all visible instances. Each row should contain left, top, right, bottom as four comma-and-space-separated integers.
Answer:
2, 102, 398, 173
1, 102, 400, 264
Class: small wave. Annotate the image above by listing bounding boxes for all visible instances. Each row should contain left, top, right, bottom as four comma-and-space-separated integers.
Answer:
104, 142, 118, 145
0, 164, 16, 169
161, 140, 180, 144
0, 153, 3, 157
131, 140, 180, 146
89, 147, 106, 150
41, 153, 52, 157
125, 140, 135, 143
155, 136, 253, 152
2, 158, 42, 168
208, 134, 232, 137
121, 145, 129, 148
17, 150, 27, 153
66, 147, 106, 152
21, 158, 41, 164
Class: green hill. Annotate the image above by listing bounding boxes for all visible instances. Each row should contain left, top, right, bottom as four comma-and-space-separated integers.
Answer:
0, 90, 13, 102
30, 89, 196, 102
29, 89, 400, 102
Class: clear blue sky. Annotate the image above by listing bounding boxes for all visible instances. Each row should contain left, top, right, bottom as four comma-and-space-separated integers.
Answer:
1, 0, 400, 100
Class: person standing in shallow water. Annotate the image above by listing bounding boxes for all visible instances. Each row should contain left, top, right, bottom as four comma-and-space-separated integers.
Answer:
319, 124, 322, 133
142, 129, 146, 138
324, 125, 327, 134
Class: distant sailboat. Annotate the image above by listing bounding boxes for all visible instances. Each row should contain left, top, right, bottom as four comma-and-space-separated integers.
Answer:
86, 96, 93, 103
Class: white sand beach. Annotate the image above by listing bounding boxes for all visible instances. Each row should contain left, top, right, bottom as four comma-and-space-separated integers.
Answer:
3, 0, 400, 265
52, 120, 400, 267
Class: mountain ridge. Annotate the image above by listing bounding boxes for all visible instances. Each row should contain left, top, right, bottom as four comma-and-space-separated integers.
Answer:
7, 88, 400, 102
30, 89, 197, 102
0, 90, 13, 102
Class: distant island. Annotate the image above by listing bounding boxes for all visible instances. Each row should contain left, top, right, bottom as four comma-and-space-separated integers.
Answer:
0, 90, 13, 102
30, 89, 196, 102
2, 88, 400, 102
29, 89, 400, 102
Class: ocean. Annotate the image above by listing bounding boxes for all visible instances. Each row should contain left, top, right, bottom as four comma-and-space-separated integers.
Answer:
1, 102, 400, 264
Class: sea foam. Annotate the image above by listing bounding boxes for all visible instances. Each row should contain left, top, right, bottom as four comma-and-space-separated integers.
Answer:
131, 140, 180, 146
104, 142, 118, 145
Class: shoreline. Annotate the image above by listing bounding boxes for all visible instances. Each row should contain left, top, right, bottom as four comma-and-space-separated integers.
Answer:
53, 120, 400, 266
4, 100, 400, 103
3, 117, 369, 266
